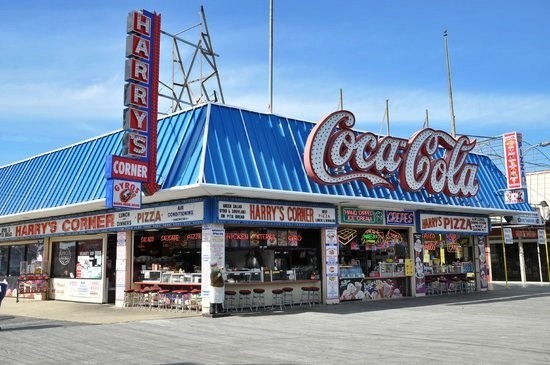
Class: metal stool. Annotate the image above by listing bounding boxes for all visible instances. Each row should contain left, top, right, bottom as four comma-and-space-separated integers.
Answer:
187, 289, 202, 312
224, 290, 238, 312
309, 286, 320, 305
271, 289, 284, 311
300, 287, 312, 307
157, 289, 171, 310
450, 277, 462, 294
282, 287, 294, 308
148, 288, 160, 310
465, 277, 476, 293
238, 289, 253, 312
137, 288, 151, 310
123, 289, 135, 308
171, 290, 185, 311
425, 277, 440, 295
252, 288, 266, 311
438, 277, 449, 295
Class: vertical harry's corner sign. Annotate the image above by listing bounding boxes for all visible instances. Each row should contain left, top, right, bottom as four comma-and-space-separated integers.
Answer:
303, 110, 480, 197
105, 9, 162, 209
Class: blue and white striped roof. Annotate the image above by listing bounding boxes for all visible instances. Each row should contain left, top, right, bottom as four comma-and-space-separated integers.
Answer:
0, 103, 533, 221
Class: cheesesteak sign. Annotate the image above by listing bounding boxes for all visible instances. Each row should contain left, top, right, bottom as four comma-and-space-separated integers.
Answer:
304, 110, 480, 197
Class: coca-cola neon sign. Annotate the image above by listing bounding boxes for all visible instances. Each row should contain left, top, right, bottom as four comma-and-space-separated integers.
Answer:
304, 110, 479, 197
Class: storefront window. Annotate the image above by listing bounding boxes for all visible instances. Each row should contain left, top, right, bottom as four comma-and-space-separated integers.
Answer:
26, 242, 44, 274
421, 233, 474, 274
51, 239, 103, 279
8, 245, 25, 276
0, 246, 8, 276
76, 240, 103, 279
337, 228, 410, 301
52, 241, 76, 278
133, 229, 202, 282
225, 228, 320, 282
338, 228, 409, 277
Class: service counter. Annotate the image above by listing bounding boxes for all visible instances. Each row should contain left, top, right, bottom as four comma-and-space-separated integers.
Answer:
133, 282, 202, 291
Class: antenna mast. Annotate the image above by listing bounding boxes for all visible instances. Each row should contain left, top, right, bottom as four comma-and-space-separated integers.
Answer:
444, 30, 456, 137
268, 0, 274, 113
385, 99, 390, 135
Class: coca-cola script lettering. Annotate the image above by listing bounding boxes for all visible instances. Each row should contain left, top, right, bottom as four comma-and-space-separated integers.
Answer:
304, 110, 479, 197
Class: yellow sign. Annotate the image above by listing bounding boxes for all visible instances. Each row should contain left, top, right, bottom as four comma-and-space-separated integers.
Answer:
404, 258, 414, 276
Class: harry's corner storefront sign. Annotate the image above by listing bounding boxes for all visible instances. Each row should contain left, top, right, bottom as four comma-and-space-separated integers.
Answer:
0, 200, 204, 242
105, 9, 162, 209
304, 110, 480, 197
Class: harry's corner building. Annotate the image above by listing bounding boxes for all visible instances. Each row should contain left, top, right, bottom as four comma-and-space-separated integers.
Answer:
0, 101, 540, 314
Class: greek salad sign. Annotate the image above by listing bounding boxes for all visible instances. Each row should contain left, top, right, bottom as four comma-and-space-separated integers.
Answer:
217, 201, 336, 226
418, 213, 489, 234
0, 201, 204, 241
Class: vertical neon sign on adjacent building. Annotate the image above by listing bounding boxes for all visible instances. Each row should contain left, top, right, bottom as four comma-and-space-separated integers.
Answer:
502, 132, 527, 204
105, 9, 161, 209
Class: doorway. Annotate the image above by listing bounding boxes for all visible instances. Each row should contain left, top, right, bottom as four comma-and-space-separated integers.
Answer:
106, 234, 117, 304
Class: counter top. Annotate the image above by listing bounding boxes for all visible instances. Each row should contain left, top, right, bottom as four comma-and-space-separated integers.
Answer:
225, 279, 319, 286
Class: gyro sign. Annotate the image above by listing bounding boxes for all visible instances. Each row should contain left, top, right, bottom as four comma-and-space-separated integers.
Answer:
105, 9, 162, 209
304, 110, 479, 197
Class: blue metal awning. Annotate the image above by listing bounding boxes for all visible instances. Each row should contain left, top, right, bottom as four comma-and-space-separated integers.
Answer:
0, 103, 534, 218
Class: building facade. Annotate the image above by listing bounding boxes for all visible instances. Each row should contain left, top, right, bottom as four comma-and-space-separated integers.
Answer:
0, 103, 536, 312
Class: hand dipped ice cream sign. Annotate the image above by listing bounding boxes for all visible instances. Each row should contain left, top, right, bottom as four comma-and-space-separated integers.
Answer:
304, 110, 479, 197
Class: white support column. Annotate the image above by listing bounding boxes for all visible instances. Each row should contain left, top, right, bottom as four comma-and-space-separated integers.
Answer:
519, 238, 526, 283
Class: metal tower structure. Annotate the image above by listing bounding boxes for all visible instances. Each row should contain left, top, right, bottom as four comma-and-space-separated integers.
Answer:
471, 135, 550, 174
158, 6, 225, 116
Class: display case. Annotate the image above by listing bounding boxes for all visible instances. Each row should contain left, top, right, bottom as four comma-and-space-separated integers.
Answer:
226, 270, 263, 283
142, 270, 162, 282
379, 263, 406, 277
340, 265, 364, 279
262, 268, 296, 282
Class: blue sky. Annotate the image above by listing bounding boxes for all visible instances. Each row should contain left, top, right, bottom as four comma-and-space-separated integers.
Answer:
1, 0, 549, 167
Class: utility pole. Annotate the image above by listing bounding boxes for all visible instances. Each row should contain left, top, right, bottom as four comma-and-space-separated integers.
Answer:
385, 99, 390, 135
268, 0, 274, 113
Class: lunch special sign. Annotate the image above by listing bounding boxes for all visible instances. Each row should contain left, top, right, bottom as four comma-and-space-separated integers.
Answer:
0, 201, 204, 241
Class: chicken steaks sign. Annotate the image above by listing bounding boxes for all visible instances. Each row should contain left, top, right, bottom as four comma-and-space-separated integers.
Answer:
304, 110, 479, 197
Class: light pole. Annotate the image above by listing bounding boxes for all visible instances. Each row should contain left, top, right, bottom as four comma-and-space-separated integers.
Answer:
523, 141, 550, 154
